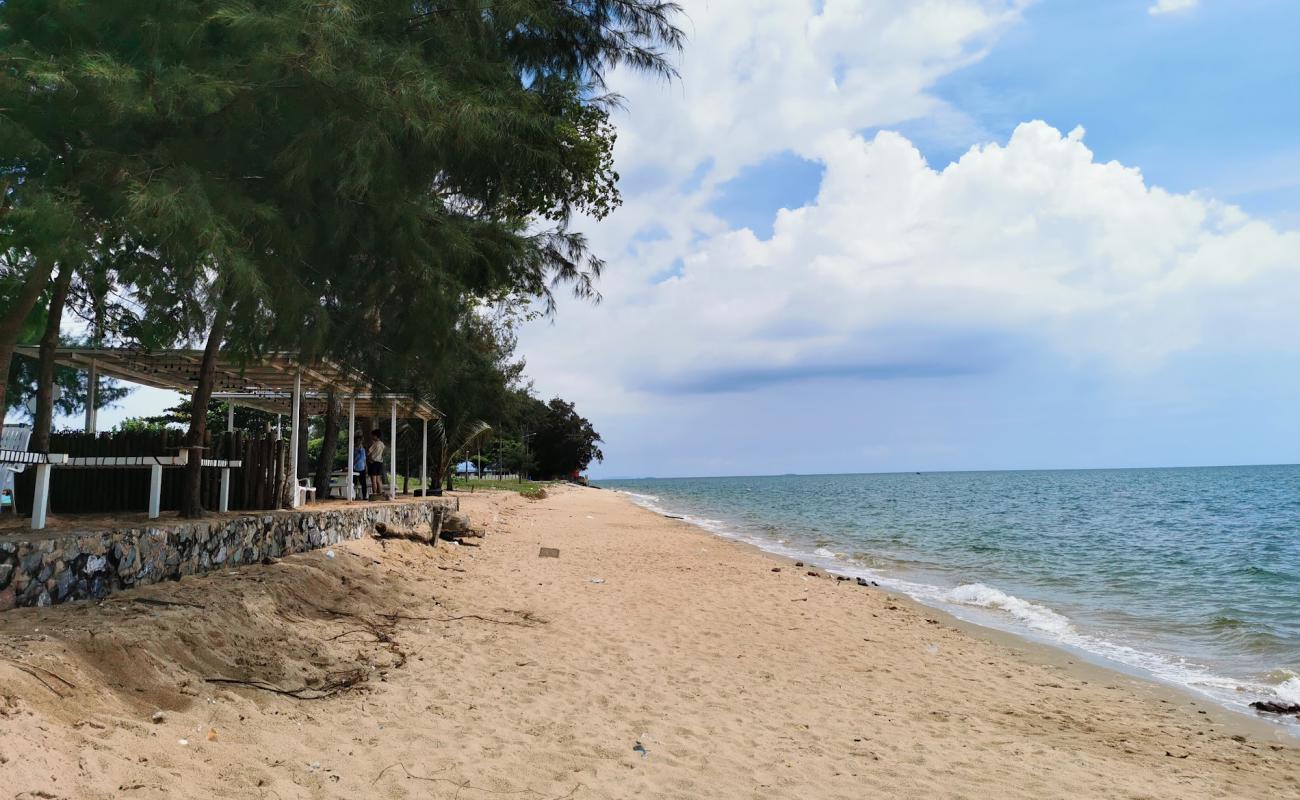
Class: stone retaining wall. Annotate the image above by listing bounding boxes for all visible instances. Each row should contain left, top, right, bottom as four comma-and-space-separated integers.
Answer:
0, 499, 455, 610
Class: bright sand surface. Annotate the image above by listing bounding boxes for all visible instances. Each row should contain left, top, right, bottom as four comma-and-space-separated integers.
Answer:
1, 485, 1298, 799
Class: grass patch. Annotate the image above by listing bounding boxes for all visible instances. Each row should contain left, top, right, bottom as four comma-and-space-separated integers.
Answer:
518, 486, 548, 501
454, 478, 550, 498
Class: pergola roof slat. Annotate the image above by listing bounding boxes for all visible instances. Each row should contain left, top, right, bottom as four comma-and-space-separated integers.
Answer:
13, 346, 439, 420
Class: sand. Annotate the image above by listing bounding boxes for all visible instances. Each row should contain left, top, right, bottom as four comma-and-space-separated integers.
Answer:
0, 484, 1297, 799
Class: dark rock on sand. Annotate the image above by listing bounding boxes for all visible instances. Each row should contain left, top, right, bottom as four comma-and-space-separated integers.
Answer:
856, 577, 870, 587
771, 568, 781, 573
1250, 701, 1300, 716
795, 561, 804, 567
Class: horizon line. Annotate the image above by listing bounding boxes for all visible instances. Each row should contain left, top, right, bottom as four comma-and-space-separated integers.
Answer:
591, 461, 1300, 482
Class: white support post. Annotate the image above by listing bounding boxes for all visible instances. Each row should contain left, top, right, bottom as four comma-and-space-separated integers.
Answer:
346, 396, 356, 501
148, 464, 162, 519
30, 463, 51, 530
84, 360, 98, 434
290, 369, 302, 507
389, 400, 397, 500
421, 418, 428, 497
220, 400, 234, 512
275, 414, 282, 440
219, 468, 230, 513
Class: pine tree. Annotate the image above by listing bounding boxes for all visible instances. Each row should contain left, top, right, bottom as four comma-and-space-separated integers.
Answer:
1, 0, 681, 515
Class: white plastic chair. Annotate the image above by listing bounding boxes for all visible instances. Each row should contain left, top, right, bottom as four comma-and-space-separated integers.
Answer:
1, 424, 32, 514
296, 479, 317, 506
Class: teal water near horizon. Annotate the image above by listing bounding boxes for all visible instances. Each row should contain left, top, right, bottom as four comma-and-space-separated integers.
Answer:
599, 466, 1300, 727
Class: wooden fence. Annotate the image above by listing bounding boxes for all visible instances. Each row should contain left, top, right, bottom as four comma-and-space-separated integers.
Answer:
12, 430, 289, 515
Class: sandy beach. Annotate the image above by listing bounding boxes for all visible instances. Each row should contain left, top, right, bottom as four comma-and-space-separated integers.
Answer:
0, 484, 1297, 799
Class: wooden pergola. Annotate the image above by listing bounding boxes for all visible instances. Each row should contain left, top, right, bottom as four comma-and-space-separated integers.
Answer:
15, 346, 439, 512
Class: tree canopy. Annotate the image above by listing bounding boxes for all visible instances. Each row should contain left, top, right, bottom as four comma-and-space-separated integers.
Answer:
2, 1, 675, 511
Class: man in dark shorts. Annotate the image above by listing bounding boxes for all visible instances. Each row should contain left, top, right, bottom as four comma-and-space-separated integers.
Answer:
367, 429, 387, 498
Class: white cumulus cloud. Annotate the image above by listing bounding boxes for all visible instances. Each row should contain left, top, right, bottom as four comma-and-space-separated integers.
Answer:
1148, 0, 1198, 15
523, 123, 1300, 414
609, 0, 1034, 187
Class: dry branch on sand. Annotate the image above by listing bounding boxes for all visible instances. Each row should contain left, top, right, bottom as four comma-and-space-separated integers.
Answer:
1, 658, 76, 697
203, 671, 366, 700
370, 761, 581, 798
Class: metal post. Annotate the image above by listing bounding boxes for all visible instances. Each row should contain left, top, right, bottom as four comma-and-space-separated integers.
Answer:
347, 396, 356, 501
290, 368, 302, 508
421, 418, 428, 497
216, 400, 234, 512
84, 360, 98, 434
30, 463, 51, 530
148, 464, 162, 519
389, 400, 397, 500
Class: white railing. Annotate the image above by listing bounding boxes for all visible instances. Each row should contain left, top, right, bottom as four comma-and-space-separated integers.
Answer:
2, 449, 242, 530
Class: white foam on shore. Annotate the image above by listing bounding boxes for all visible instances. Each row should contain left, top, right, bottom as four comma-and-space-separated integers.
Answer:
1276, 676, 1300, 705
611, 487, 1299, 733
942, 583, 1075, 636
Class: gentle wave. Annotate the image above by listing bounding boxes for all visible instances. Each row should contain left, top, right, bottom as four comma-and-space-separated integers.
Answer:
613, 488, 1300, 730
1278, 676, 1300, 705
943, 583, 1075, 636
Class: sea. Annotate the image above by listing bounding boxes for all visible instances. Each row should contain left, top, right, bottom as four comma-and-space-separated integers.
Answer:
598, 466, 1300, 729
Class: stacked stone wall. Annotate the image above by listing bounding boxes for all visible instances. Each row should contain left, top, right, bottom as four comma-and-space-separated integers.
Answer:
0, 500, 454, 610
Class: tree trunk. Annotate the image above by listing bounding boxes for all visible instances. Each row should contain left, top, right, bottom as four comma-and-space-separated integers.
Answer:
180, 307, 229, 518
0, 257, 57, 416
32, 262, 74, 451
314, 391, 339, 499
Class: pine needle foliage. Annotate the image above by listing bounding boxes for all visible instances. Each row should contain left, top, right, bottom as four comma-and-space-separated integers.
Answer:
2, 0, 682, 357
1, 0, 681, 512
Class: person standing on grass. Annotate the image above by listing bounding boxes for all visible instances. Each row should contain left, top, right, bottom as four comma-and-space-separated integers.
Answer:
367, 429, 387, 498
353, 440, 368, 500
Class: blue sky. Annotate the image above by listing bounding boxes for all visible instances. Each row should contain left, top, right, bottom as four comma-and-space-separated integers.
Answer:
918, 0, 1300, 226
94, 1, 1300, 479
511, 0, 1300, 479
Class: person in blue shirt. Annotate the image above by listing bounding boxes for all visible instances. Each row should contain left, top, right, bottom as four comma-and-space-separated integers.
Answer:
353, 443, 368, 500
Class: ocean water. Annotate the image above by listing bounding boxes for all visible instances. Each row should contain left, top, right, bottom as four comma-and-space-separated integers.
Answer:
599, 467, 1300, 727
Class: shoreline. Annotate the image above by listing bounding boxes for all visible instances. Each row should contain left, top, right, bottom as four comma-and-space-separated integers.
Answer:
608, 485, 1300, 739
0, 484, 1297, 798
646, 510, 1295, 744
